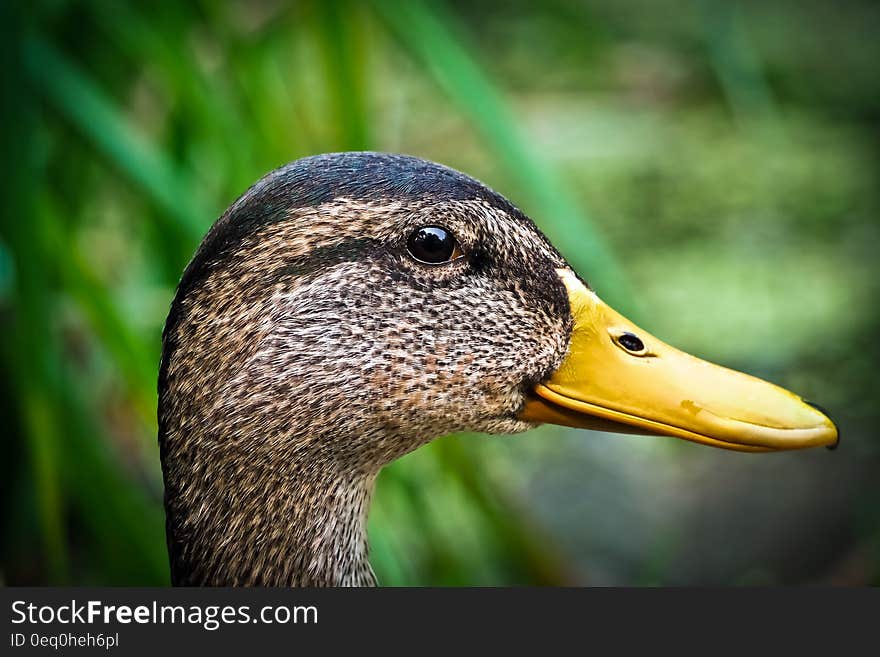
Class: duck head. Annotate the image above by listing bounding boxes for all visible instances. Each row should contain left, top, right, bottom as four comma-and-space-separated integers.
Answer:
159, 152, 837, 586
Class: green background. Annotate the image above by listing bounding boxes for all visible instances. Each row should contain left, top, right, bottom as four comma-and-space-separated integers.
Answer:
1, 0, 878, 585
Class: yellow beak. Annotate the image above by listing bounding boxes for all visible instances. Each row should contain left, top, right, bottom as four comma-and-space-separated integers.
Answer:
519, 270, 839, 452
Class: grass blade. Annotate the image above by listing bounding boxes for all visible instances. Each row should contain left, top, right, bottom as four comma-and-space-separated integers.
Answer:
22, 36, 208, 248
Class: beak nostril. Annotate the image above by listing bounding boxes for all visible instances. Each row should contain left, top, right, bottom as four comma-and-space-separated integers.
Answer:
617, 332, 645, 354
805, 400, 840, 450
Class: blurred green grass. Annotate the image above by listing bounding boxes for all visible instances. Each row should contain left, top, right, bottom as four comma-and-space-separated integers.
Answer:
1, 0, 878, 585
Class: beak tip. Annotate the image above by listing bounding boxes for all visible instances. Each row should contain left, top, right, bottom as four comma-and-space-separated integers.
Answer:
804, 400, 840, 451
823, 423, 840, 451
825, 428, 841, 451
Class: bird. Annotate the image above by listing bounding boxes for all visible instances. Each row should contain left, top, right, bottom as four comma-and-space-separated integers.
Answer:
158, 152, 838, 586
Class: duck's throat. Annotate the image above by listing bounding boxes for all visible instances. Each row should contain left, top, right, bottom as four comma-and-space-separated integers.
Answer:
165, 466, 378, 587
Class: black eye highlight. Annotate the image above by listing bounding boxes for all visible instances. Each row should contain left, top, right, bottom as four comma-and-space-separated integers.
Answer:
406, 226, 463, 264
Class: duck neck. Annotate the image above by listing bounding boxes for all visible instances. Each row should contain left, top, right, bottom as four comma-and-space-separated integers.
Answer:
166, 458, 378, 587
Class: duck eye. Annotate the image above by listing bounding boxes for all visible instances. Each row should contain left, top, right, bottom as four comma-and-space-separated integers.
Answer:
406, 226, 462, 264
617, 332, 646, 354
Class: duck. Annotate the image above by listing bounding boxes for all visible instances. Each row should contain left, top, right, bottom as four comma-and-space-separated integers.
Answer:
158, 152, 838, 586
